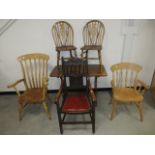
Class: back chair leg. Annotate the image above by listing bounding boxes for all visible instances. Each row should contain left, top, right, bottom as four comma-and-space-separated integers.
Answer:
136, 102, 143, 122
92, 111, 95, 134
42, 102, 51, 120
56, 105, 63, 134
18, 103, 23, 121
110, 99, 117, 120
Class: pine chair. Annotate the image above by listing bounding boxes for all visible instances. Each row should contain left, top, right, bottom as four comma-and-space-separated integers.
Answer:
52, 21, 77, 67
81, 20, 105, 66
55, 57, 96, 134
110, 62, 149, 122
8, 53, 51, 120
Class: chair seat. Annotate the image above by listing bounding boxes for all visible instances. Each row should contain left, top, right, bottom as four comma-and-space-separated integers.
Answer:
62, 95, 91, 113
56, 46, 76, 51
113, 88, 143, 102
81, 45, 102, 51
19, 88, 44, 103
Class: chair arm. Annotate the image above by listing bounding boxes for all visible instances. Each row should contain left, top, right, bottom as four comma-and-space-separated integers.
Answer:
7, 79, 24, 96
7, 79, 24, 88
135, 79, 149, 95
55, 78, 64, 104
87, 79, 96, 102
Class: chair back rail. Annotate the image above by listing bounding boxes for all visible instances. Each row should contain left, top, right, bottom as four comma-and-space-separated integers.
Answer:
111, 63, 142, 88
52, 21, 74, 47
18, 53, 49, 89
83, 20, 105, 46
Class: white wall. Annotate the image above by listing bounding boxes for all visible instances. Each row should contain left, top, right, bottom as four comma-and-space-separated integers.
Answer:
0, 19, 154, 92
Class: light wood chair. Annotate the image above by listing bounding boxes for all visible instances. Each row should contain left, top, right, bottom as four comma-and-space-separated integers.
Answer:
52, 21, 77, 67
8, 53, 51, 120
110, 62, 149, 122
81, 20, 105, 66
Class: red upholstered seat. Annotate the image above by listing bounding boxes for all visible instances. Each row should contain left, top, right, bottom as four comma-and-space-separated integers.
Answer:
62, 95, 91, 112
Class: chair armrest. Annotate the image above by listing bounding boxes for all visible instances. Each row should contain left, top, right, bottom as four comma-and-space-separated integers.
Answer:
7, 79, 24, 88
7, 79, 24, 96
55, 78, 64, 104
135, 79, 149, 95
87, 79, 96, 102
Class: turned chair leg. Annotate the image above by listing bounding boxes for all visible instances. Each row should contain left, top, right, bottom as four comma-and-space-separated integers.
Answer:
110, 99, 117, 120
18, 103, 23, 121
42, 102, 51, 120
136, 102, 143, 122
57, 51, 60, 67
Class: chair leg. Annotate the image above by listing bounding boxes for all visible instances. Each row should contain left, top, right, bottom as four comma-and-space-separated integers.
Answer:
57, 51, 60, 67
98, 50, 102, 66
18, 103, 23, 121
110, 99, 117, 120
56, 105, 63, 134
136, 102, 143, 122
42, 102, 51, 120
92, 110, 95, 134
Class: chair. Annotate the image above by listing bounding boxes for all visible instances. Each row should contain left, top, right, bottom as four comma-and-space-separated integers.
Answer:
81, 20, 105, 66
55, 57, 96, 134
8, 53, 51, 120
52, 21, 77, 67
110, 62, 149, 121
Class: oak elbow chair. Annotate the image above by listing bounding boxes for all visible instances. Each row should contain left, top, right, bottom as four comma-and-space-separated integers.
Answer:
8, 53, 51, 120
81, 20, 105, 66
52, 21, 77, 67
55, 57, 96, 134
110, 62, 149, 122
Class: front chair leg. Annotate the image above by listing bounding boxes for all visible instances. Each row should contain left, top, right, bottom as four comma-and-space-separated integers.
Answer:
18, 103, 23, 121
110, 99, 117, 120
136, 102, 143, 122
42, 102, 51, 120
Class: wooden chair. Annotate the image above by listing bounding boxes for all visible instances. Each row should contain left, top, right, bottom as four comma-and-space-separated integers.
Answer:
55, 57, 96, 134
52, 21, 77, 67
81, 20, 105, 66
110, 62, 149, 121
8, 53, 51, 120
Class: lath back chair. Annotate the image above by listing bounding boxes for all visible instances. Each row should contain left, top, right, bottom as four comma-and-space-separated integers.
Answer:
55, 57, 96, 134
8, 53, 51, 120
52, 21, 77, 67
110, 62, 149, 121
81, 20, 105, 66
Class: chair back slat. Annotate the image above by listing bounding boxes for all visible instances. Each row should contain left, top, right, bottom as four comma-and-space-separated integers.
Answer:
83, 20, 105, 46
52, 21, 74, 47
18, 53, 49, 89
111, 63, 142, 88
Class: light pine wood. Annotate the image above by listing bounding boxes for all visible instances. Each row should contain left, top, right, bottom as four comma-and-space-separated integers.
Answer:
8, 53, 51, 120
81, 20, 105, 66
52, 21, 77, 67
110, 62, 149, 122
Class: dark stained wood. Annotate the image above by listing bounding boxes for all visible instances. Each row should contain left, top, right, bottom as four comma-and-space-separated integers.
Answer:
56, 45, 76, 51
50, 64, 107, 77
81, 45, 102, 51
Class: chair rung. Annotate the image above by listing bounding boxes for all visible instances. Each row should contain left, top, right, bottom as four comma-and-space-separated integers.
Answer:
62, 121, 92, 124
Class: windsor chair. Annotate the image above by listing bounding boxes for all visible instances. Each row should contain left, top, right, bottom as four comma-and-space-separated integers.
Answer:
8, 53, 51, 120
55, 57, 96, 134
81, 20, 105, 66
52, 21, 77, 67
110, 62, 149, 121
